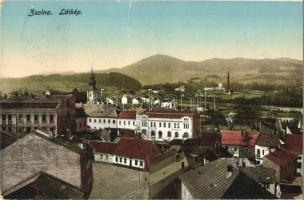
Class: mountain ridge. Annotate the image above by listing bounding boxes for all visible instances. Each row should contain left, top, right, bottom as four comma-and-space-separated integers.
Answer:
97, 54, 302, 86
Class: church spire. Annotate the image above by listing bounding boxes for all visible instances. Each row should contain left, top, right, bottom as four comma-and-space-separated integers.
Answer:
89, 68, 96, 90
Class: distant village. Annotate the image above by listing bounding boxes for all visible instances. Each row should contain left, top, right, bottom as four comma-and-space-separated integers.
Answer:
0, 69, 303, 199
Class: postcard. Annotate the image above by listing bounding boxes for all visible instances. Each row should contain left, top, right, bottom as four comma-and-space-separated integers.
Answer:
0, 0, 303, 199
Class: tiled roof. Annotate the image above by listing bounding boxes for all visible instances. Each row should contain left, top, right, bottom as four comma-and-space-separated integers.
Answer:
88, 140, 117, 154
282, 135, 303, 155
145, 109, 197, 119
256, 132, 279, 148
179, 159, 275, 199
199, 133, 220, 147
0, 95, 73, 109
240, 166, 278, 183
221, 130, 259, 147
118, 111, 137, 119
84, 104, 118, 118
114, 137, 161, 161
264, 149, 297, 166
3, 172, 84, 199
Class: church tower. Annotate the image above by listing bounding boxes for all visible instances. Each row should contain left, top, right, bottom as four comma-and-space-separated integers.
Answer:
87, 68, 102, 103
89, 68, 97, 90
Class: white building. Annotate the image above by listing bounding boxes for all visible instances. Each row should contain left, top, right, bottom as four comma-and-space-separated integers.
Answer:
86, 108, 199, 141
137, 109, 199, 141
117, 111, 137, 130
88, 137, 163, 170
85, 105, 118, 130
255, 133, 279, 165
89, 140, 116, 163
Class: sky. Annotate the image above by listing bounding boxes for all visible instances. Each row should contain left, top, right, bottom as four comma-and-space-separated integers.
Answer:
0, 0, 302, 77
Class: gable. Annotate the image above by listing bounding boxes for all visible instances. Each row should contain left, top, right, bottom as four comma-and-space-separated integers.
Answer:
0, 133, 82, 194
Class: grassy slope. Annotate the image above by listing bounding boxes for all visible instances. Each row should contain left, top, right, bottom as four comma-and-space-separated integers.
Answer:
0, 72, 141, 94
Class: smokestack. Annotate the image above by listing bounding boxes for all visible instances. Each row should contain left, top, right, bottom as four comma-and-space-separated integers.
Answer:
227, 68, 230, 92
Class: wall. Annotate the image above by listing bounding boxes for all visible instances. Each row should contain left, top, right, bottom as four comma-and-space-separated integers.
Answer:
90, 163, 149, 199
139, 117, 193, 141
87, 117, 117, 130
117, 119, 137, 130
255, 145, 276, 164
94, 153, 114, 163
1, 133, 82, 193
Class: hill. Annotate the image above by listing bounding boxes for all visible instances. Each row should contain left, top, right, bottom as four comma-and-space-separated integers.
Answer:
0, 72, 141, 94
99, 54, 302, 86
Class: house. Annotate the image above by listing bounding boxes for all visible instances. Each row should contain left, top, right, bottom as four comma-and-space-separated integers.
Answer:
0, 129, 93, 198
221, 130, 259, 165
89, 137, 189, 199
85, 108, 200, 141
280, 134, 303, 176
113, 137, 162, 169
255, 132, 279, 165
138, 109, 200, 141
89, 140, 117, 163
179, 159, 276, 199
0, 94, 76, 137
118, 111, 137, 130
86, 105, 118, 130
263, 149, 297, 183
172, 133, 221, 167
240, 166, 279, 197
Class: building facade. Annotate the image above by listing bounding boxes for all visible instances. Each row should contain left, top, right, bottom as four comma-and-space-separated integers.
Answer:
0, 95, 76, 137
86, 109, 200, 141
255, 133, 279, 165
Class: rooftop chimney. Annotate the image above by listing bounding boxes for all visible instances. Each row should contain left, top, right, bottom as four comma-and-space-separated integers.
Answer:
226, 165, 233, 179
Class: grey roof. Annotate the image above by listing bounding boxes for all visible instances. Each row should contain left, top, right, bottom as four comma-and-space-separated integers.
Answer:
84, 104, 118, 118
4, 172, 84, 199
179, 159, 277, 199
0, 95, 73, 109
179, 159, 239, 199
240, 166, 278, 183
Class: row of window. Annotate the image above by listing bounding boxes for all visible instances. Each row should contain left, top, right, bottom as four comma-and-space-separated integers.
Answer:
1, 114, 12, 121
2, 114, 54, 123
88, 117, 190, 130
119, 120, 135, 126
89, 118, 116, 124
114, 156, 143, 167
150, 130, 189, 139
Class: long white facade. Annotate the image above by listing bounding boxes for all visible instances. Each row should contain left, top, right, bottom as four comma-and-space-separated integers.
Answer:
86, 110, 198, 141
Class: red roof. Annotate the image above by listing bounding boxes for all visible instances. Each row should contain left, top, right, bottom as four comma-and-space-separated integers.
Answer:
264, 149, 297, 166
146, 109, 197, 119
114, 137, 161, 161
118, 111, 137, 119
88, 140, 117, 154
282, 135, 303, 155
221, 130, 259, 147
